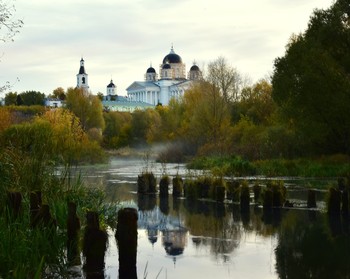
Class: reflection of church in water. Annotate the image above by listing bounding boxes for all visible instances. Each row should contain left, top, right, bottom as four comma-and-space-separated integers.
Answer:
137, 196, 188, 261
126, 46, 202, 105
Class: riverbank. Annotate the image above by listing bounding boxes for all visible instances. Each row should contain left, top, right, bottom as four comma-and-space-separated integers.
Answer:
187, 154, 350, 178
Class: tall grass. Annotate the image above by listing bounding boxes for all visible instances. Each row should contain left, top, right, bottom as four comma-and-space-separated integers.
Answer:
0, 147, 116, 278
187, 155, 350, 177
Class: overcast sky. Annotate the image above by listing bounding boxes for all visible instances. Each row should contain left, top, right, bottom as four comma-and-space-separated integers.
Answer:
0, 0, 334, 97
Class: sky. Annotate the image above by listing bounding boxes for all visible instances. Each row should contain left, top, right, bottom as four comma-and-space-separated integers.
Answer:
0, 0, 334, 97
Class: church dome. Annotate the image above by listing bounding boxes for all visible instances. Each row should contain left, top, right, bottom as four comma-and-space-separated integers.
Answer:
107, 79, 115, 88
146, 66, 156, 73
162, 46, 182, 64
162, 63, 171, 69
190, 65, 200, 71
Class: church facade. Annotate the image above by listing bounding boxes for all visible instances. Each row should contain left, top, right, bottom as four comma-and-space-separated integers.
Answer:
126, 46, 202, 106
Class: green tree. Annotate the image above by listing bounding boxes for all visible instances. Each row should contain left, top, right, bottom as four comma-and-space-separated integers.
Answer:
51, 87, 66, 100
97, 92, 104, 101
4, 92, 17, 105
130, 108, 162, 145
103, 111, 132, 148
272, 0, 350, 155
239, 79, 275, 125
19, 91, 45, 106
65, 87, 105, 132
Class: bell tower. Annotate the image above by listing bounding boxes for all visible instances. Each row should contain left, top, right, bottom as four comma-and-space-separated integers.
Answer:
76, 58, 89, 90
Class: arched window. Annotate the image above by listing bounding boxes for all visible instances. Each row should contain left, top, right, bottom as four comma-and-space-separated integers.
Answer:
82, 76, 85, 84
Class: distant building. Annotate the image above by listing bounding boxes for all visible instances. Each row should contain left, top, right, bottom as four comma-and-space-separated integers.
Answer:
76, 58, 89, 90
74, 49, 201, 111
102, 79, 153, 112
126, 46, 202, 106
44, 98, 64, 108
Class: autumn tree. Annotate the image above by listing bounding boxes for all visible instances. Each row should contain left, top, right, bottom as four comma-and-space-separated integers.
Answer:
206, 56, 242, 102
272, 0, 350, 155
182, 81, 232, 155
65, 87, 105, 133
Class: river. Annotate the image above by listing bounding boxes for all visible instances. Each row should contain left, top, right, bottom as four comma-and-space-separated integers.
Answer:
76, 157, 350, 279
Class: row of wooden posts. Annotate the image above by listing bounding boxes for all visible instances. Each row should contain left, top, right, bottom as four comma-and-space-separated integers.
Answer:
138, 173, 350, 215
6, 191, 138, 279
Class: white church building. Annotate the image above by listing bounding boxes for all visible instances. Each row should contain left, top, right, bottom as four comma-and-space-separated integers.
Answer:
75, 47, 201, 110
126, 46, 202, 106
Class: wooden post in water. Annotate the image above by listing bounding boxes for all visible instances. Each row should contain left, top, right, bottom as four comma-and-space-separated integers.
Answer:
307, 189, 317, 208
173, 176, 183, 197
253, 183, 262, 203
159, 176, 170, 197
327, 187, 341, 215
137, 174, 148, 193
263, 188, 273, 210
116, 208, 138, 279
67, 202, 81, 265
83, 211, 107, 275
147, 172, 157, 193
240, 184, 250, 212
216, 186, 225, 202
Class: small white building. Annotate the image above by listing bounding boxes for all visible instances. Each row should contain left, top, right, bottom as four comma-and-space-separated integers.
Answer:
45, 98, 63, 108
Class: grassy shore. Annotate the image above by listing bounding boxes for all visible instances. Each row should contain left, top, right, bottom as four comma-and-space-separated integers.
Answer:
187, 154, 350, 178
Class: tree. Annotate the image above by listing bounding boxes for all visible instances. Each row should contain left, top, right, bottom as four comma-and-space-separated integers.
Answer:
272, 0, 350, 155
19, 91, 45, 106
103, 111, 132, 148
51, 87, 66, 100
182, 81, 232, 155
4, 91, 17, 105
206, 56, 242, 102
65, 87, 105, 132
239, 79, 275, 125
97, 92, 104, 101
130, 108, 162, 145
0, 1, 23, 93
0, 1, 23, 42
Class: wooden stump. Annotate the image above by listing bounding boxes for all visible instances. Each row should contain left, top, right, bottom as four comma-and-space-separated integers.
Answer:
116, 208, 138, 279
307, 189, 317, 208
172, 176, 183, 197
159, 176, 170, 197
67, 202, 81, 265
240, 185, 250, 212
83, 211, 108, 273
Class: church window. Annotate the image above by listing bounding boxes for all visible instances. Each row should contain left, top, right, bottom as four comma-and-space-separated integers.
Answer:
82, 77, 85, 84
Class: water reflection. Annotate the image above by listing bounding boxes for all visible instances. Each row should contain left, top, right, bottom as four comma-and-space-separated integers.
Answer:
275, 211, 350, 279
135, 195, 350, 278
79, 159, 347, 278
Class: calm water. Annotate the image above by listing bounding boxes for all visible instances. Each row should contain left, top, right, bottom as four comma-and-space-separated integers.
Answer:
78, 158, 350, 279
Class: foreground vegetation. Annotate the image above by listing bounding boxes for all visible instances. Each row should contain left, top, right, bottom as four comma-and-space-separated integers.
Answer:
0, 107, 112, 278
